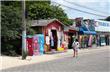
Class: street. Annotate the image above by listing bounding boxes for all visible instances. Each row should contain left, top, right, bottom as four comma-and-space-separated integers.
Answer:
2, 47, 110, 72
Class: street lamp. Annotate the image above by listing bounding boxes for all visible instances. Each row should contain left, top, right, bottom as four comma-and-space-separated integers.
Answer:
22, 0, 27, 60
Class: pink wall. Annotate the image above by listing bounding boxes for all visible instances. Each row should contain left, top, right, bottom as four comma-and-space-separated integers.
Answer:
46, 21, 63, 31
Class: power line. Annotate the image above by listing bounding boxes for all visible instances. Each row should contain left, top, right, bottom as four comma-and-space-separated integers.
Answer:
51, 1, 107, 17
64, 0, 108, 14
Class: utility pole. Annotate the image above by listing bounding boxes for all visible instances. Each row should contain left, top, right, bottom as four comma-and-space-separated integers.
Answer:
22, 0, 27, 60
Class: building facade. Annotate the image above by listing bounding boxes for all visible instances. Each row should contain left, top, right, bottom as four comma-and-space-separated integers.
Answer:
95, 20, 110, 46
31, 19, 65, 53
75, 18, 96, 48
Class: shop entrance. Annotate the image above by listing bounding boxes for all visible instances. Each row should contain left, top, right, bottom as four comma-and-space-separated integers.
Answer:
68, 33, 76, 49
105, 35, 109, 45
51, 30, 58, 50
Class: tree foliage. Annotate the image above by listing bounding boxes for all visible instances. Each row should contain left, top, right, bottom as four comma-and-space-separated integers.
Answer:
1, 5, 22, 39
1, 4, 22, 56
1, 1, 35, 56
105, 16, 110, 21
26, 1, 72, 25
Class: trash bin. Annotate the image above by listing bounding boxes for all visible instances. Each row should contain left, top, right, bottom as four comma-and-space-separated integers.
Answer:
38, 34, 44, 55
33, 35, 39, 55
27, 35, 33, 56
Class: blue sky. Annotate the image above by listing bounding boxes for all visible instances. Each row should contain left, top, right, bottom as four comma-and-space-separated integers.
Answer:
51, 0, 110, 19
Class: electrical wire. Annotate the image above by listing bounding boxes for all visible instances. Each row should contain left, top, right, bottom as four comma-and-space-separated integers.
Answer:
51, 1, 108, 17
64, 0, 108, 14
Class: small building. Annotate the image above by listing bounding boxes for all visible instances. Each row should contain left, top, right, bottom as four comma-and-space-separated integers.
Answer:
75, 18, 96, 48
94, 20, 110, 46
31, 19, 65, 52
63, 24, 78, 49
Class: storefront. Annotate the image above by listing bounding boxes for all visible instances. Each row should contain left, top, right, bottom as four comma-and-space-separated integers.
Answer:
95, 20, 110, 46
79, 28, 96, 48
64, 25, 78, 49
68, 29, 78, 49
31, 19, 65, 53
78, 19, 96, 48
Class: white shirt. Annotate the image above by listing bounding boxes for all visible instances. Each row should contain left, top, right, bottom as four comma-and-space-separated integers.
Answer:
75, 42, 80, 48
72, 41, 80, 49
46, 36, 50, 44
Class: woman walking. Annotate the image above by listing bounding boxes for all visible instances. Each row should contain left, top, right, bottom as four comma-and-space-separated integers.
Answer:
72, 39, 80, 57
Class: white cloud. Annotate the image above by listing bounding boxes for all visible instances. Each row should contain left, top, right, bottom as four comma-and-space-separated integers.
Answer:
64, 0, 109, 2
51, 0, 110, 19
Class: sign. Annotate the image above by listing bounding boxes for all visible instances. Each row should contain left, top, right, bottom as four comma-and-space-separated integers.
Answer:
81, 19, 95, 31
95, 20, 110, 32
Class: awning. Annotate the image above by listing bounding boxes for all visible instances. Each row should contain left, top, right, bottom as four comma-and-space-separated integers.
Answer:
79, 31, 96, 35
69, 29, 77, 33
79, 28, 96, 35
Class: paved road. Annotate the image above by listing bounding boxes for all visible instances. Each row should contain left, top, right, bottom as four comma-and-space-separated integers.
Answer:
2, 48, 110, 72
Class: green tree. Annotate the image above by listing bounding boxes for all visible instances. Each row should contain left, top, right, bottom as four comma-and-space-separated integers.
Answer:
1, 1, 35, 56
105, 16, 110, 21
26, 2, 72, 25
1, 4, 22, 56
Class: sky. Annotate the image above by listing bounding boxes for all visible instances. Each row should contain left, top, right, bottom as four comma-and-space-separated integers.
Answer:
51, 0, 110, 19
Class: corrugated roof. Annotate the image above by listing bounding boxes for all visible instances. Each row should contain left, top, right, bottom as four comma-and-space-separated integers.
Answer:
30, 19, 78, 31
31, 19, 64, 27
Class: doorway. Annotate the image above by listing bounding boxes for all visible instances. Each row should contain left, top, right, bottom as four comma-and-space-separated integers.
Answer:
51, 30, 58, 50
68, 33, 74, 49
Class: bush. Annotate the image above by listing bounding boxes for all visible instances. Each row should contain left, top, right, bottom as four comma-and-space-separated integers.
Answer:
1, 38, 22, 56
1, 2, 35, 56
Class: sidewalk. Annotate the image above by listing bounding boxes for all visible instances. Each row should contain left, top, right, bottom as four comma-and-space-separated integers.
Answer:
0, 46, 110, 70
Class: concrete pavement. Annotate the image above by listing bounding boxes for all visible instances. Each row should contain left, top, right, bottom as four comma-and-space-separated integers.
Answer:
1, 46, 110, 70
